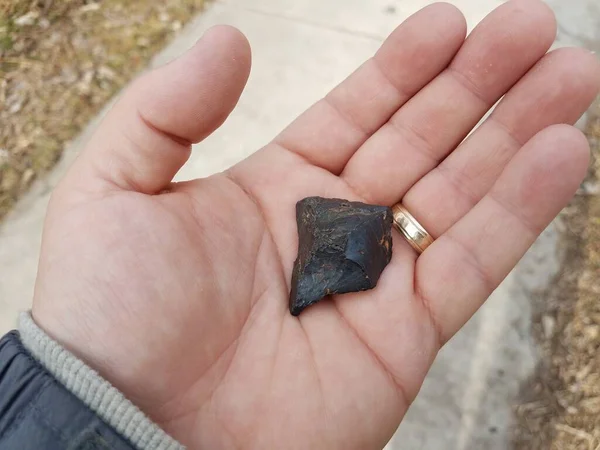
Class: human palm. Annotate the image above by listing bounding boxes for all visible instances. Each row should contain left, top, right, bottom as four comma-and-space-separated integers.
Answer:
32, 2, 599, 449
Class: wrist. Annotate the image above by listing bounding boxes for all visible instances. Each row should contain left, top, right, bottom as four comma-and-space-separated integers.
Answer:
18, 312, 183, 450
31, 301, 153, 409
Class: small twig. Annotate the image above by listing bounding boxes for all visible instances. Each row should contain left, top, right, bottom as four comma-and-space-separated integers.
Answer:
555, 424, 596, 450
0, 57, 43, 68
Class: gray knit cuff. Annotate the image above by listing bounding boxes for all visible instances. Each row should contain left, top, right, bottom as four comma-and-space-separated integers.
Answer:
18, 312, 185, 450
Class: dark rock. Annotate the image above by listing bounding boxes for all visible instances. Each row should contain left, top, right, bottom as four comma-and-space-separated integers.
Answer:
289, 197, 393, 316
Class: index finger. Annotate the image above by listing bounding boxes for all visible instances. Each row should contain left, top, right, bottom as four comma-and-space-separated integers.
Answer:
273, 3, 467, 174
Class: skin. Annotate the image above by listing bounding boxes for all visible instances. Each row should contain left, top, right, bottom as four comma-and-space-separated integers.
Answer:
32, 1, 600, 449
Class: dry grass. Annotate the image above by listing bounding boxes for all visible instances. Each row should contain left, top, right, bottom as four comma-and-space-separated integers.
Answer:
0, 0, 206, 220
513, 100, 600, 449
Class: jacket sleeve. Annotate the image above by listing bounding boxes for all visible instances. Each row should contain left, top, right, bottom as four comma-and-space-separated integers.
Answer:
0, 314, 184, 450
0, 330, 137, 449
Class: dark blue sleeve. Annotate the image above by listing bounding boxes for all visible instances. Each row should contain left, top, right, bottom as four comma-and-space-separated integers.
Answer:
0, 331, 137, 450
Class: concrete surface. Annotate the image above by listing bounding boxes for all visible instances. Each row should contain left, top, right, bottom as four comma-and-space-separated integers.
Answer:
0, 0, 598, 449
389, 226, 558, 450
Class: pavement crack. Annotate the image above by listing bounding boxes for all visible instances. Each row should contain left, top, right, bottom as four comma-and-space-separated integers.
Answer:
218, 1, 384, 42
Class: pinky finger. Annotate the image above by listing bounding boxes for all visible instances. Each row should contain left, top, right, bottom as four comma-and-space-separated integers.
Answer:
416, 124, 590, 343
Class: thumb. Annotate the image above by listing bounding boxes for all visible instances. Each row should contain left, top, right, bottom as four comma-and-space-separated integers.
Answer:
64, 25, 251, 195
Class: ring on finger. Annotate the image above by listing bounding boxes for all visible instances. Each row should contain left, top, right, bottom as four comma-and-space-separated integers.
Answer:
391, 203, 434, 255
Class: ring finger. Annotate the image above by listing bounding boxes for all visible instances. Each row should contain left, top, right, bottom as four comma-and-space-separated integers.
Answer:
402, 47, 600, 239
341, 0, 556, 205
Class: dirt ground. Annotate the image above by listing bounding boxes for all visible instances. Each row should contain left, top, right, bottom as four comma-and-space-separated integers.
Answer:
513, 100, 600, 450
0, 0, 205, 220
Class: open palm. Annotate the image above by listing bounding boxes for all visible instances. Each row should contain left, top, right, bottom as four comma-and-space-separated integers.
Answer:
32, 1, 600, 449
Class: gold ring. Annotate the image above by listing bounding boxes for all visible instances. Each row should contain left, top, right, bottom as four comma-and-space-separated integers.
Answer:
392, 204, 434, 254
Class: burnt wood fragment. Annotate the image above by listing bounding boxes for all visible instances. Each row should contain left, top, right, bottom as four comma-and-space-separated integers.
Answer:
289, 197, 393, 316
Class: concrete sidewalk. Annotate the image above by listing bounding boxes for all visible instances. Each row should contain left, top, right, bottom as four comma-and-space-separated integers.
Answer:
0, 0, 598, 448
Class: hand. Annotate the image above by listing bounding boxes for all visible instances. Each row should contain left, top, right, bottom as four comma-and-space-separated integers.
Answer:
32, 1, 600, 448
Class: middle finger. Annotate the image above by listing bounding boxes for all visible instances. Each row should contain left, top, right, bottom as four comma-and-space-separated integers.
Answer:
341, 0, 556, 205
